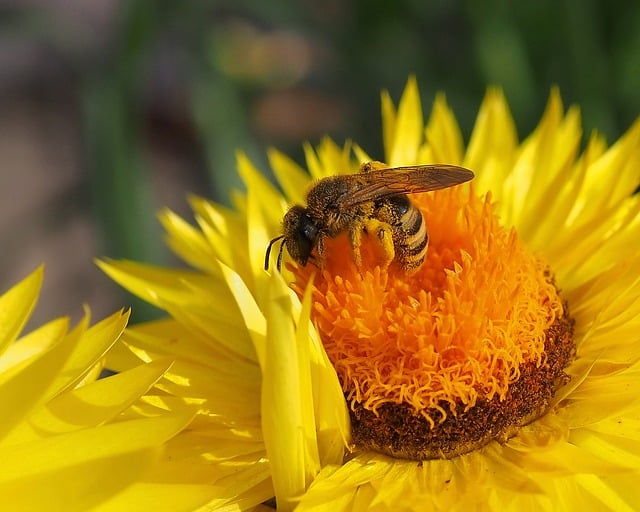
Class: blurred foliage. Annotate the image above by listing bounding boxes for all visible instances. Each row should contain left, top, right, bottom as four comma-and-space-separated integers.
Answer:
2, 0, 639, 321
83, 0, 640, 192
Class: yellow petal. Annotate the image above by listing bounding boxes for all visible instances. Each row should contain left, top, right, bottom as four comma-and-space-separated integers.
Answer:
0, 266, 43, 355
6, 448, 162, 512
218, 262, 266, 363
100, 260, 260, 362
48, 309, 129, 396
98, 481, 218, 512
504, 422, 637, 478
189, 195, 240, 237
565, 370, 640, 426
425, 93, 464, 164
381, 89, 397, 163
156, 359, 261, 420
549, 197, 640, 287
368, 461, 417, 507
0, 317, 68, 378
262, 273, 320, 511
190, 195, 248, 273
164, 304, 258, 363
299, 278, 350, 466
525, 131, 601, 252
238, 151, 290, 281
352, 144, 373, 166
0, 412, 193, 512
0, 413, 193, 479
96, 458, 268, 511
387, 77, 423, 166
298, 457, 390, 510
464, 88, 518, 204
582, 416, 640, 442
0, 322, 77, 441
104, 330, 151, 371
97, 259, 214, 310
573, 474, 636, 512
565, 200, 640, 286
569, 117, 640, 223
570, 257, 640, 361
303, 141, 323, 179
159, 207, 219, 274
201, 463, 274, 510
502, 88, 581, 229
269, 148, 311, 205
598, 471, 640, 510
4, 359, 174, 444
237, 150, 288, 222
121, 318, 255, 371
246, 180, 281, 287
313, 137, 355, 178
515, 106, 582, 242
165, 429, 264, 461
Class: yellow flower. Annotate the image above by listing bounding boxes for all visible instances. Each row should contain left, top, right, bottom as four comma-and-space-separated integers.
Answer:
100, 77, 640, 510
0, 267, 193, 512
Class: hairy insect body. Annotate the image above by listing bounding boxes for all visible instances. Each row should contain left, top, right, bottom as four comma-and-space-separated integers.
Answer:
264, 161, 474, 274
375, 195, 428, 274
305, 176, 365, 235
304, 176, 378, 268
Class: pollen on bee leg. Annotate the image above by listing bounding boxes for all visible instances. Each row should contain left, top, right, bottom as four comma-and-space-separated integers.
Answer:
364, 218, 395, 269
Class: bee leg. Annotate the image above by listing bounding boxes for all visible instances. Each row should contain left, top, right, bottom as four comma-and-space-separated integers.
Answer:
348, 224, 364, 269
364, 218, 395, 269
315, 233, 326, 268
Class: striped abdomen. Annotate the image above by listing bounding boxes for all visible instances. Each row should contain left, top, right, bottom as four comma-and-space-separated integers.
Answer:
377, 195, 428, 274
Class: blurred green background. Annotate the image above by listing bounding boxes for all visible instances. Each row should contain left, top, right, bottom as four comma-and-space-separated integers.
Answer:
1, 0, 639, 325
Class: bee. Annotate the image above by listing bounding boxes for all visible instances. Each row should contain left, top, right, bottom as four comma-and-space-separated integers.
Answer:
264, 161, 474, 274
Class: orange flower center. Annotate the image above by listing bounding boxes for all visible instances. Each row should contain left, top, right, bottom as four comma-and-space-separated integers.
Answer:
292, 186, 565, 429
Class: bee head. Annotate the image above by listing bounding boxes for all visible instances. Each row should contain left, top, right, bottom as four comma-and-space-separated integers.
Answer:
282, 205, 319, 266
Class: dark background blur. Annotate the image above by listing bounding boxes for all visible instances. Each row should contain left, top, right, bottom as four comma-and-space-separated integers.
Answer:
1, 0, 639, 327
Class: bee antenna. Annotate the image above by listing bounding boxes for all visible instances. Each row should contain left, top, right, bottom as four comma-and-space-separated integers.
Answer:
276, 237, 286, 271
264, 235, 285, 271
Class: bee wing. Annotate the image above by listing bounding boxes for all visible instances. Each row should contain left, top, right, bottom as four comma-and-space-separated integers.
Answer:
340, 164, 474, 207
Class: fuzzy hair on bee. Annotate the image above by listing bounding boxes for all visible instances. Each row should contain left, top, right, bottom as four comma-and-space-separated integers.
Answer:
264, 161, 474, 274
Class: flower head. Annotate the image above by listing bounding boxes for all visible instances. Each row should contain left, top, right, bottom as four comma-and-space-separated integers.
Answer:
0, 267, 193, 512
101, 78, 640, 510
291, 180, 574, 460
